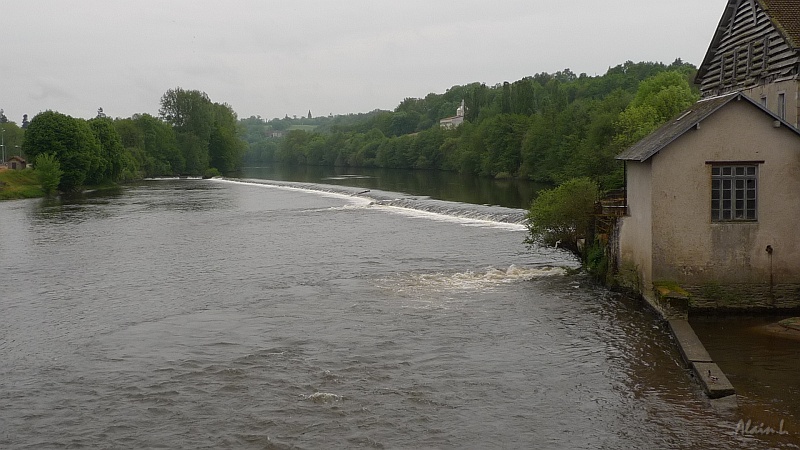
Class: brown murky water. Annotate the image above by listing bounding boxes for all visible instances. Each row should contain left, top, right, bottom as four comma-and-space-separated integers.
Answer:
0, 178, 796, 448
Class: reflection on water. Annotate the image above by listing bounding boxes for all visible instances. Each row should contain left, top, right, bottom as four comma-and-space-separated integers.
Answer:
692, 316, 800, 440
240, 165, 548, 209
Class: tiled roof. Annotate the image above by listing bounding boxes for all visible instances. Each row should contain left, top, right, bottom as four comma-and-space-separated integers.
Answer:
760, 0, 800, 48
616, 93, 800, 162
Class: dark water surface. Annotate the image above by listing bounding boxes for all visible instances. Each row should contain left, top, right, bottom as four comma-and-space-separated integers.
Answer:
239, 165, 546, 209
0, 178, 796, 449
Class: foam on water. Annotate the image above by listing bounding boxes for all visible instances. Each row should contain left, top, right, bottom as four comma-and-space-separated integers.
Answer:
215, 177, 528, 229
382, 265, 566, 294
305, 392, 343, 403
374, 203, 527, 231
212, 177, 372, 206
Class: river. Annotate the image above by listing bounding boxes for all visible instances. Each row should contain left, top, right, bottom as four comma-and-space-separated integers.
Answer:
0, 171, 797, 449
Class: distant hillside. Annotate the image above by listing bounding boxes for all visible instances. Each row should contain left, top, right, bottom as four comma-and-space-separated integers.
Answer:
241, 59, 699, 189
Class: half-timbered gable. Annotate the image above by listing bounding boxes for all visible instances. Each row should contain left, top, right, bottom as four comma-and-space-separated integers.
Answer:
695, 0, 800, 128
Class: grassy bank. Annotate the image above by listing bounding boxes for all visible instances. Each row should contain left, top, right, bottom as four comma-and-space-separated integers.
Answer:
0, 169, 44, 200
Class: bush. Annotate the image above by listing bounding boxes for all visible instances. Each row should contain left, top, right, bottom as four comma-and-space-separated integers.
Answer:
525, 177, 599, 252
35, 153, 63, 196
203, 167, 222, 179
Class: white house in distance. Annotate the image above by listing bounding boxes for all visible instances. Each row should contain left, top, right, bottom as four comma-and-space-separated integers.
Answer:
439, 100, 466, 129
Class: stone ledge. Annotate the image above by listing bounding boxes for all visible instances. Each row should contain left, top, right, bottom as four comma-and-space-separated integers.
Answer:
692, 362, 736, 399
667, 319, 735, 399
668, 319, 713, 363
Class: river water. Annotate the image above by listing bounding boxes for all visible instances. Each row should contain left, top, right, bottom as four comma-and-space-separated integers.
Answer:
0, 175, 797, 449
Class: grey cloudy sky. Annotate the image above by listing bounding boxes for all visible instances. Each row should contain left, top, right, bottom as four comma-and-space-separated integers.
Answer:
1, 1, 727, 122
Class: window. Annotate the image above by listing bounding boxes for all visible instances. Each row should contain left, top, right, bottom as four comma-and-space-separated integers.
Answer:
711, 165, 758, 221
778, 93, 786, 120
761, 96, 767, 107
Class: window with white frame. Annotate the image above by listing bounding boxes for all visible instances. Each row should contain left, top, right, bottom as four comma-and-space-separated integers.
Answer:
711, 164, 758, 221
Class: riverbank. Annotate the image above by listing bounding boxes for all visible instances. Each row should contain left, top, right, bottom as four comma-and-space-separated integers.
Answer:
757, 317, 800, 341
0, 168, 44, 200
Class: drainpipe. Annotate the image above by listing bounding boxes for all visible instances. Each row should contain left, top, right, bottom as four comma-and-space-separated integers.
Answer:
766, 245, 774, 305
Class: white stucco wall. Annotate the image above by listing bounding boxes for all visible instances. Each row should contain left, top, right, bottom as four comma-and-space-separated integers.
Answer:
646, 99, 800, 285
619, 161, 654, 288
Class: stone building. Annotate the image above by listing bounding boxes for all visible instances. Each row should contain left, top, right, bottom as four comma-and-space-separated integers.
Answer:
615, 0, 800, 311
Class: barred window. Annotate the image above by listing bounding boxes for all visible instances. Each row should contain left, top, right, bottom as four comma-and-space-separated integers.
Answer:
711, 165, 757, 221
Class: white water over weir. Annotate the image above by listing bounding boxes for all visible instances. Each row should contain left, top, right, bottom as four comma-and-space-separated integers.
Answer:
230, 177, 530, 225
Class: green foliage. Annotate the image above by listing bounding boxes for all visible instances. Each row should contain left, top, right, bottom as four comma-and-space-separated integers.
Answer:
114, 113, 184, 177
612, 71, 699, 150
22, 111, 104, 191
203, 167, 222, 178
241, 60, 698, 191
34, 153, 63, 195
525, 177, 599, 252
87, 117, 126, 184
159, 88, 214, 140
0, 169, 44, 200
585, 242, 609, 281
159, 88, 247, 175
0, 122, 25, 158
654, 280, 691, 297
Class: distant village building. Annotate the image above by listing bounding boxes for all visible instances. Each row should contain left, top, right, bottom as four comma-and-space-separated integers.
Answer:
8, 156, 27, 170
439, 100, 466, 129
615, 0, 800, 312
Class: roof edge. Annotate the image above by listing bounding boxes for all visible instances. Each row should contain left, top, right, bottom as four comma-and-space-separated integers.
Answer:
616, 92, 800, 163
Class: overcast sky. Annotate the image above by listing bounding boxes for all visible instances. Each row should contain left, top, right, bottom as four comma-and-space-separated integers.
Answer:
1, 1, 728, 122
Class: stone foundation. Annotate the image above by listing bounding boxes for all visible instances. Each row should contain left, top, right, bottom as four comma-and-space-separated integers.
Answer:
683, 283, 800, 311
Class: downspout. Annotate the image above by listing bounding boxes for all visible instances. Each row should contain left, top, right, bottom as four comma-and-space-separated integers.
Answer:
766, 245, 775, 305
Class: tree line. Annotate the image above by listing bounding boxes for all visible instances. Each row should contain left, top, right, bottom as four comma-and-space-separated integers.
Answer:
16, 88, 245, 192
8, 59, 699, 195
242, 60, 699, 190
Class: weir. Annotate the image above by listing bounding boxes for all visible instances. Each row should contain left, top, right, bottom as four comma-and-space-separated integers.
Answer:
232, 177, 529, 225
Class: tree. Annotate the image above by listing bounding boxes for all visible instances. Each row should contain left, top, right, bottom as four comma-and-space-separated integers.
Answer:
526, 177, 599, 252
0, 122, 24, 158
501, 82, 512, 114
0, 109, 7, 123
478, 114, 529, 177
34, 153, 63, 195
88, 117, 126, 183
159, 87, 246, 174
159, 88, 214, 138
208, 103, 246, 172
22, 111, 103, 191
613, 71, 699, 150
